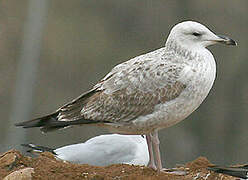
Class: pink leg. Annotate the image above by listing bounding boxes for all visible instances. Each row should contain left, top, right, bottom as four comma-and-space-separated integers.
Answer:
146, 133, 156, 170
151, 130, 187, 175
151, 130, 163, 171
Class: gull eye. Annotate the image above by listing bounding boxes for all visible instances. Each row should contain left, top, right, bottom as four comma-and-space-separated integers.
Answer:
192, 32, 201, 37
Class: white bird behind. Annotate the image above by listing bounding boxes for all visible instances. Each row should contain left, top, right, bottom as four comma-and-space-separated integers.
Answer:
22, 134, 149, 166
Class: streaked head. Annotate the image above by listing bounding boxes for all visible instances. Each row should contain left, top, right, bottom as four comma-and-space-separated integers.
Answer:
166, 21, 237, 49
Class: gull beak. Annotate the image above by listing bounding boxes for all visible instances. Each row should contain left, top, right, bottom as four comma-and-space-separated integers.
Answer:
214, 35, 237, 46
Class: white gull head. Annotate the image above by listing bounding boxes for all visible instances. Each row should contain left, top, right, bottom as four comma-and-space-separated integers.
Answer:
166, 21, 237, 50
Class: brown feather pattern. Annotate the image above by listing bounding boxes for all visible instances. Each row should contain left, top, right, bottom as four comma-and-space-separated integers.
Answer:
58, 81, 186, 123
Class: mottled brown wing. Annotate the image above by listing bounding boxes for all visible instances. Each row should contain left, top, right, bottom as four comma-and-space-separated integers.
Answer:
16, 49, 188, 131
58, 49, 187, 123
16, 72, 186, 130
69, 81, 186, 123
57, 89, 99, 121
58, 83, 186, 123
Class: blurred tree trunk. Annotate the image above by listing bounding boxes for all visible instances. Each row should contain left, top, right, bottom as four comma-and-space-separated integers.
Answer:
4, 0, 48, 150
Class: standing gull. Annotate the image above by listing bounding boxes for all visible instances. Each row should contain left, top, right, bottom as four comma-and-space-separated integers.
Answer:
21, 134, 149, 166
16, 21, 237, 172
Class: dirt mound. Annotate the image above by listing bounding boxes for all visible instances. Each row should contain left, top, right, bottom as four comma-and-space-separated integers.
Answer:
0, 149, 235, 180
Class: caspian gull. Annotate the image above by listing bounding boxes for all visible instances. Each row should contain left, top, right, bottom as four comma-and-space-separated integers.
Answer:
22, 134, 149, 166
16, 21, 237, 172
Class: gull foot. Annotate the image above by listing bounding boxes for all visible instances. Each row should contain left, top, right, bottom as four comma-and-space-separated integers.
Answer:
160, 168, 188, 175
147, 164, 157, 171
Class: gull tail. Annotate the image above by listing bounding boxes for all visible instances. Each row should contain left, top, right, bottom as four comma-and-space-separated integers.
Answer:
15, 112, 102, 133
21, 143, 56, 155
15, 89, 109, 132
15, 112, 59, 129
208, 165, 248, 179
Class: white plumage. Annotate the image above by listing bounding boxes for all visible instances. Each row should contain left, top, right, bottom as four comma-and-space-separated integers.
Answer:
23, 134, 149, 166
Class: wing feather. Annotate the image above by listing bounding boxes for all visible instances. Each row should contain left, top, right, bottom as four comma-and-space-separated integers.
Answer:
16, 48, 188, 131
58, 49, 187, 124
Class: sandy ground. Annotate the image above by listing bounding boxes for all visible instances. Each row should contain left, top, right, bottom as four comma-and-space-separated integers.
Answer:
0, 149, 236, 180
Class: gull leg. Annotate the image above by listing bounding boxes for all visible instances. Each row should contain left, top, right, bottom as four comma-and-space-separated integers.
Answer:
146, 133, 156, 170
151, 130, 162, 171
151, 130, 187, 175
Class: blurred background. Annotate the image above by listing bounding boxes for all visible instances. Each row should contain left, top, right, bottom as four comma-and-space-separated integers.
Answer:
0, 0, 247, 167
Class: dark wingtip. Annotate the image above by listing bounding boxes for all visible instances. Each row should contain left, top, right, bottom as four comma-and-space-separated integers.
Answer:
15, 122, 28, 127
14, 112, 60, 129
207, 166, 221, 172
15, 120, 42, 128
208, 166, 248, 179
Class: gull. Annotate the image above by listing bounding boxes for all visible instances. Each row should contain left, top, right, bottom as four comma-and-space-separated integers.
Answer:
208, 165, 248, 179
21, 134, 149, 166
15, 21, 237, 172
